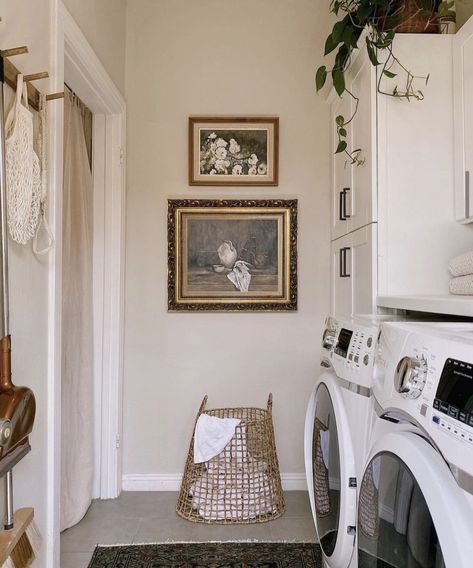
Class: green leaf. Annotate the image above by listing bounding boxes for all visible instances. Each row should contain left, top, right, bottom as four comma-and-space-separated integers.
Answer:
332, 68, 345, 96
332, 20, 346, 44
316, 66, 327, 92
338, 127, 347, 137
335, 140, 347, 154
366, 40, 379, 66
383, 70, 397, 78
335, 115, 345, 126
342, 26, 357, 49
324, 34, 339, 56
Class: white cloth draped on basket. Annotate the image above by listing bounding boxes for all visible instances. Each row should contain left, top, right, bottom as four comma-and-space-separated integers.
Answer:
194, 414, 241, 463
60, 90, 94, 531
190, 424, 277, 521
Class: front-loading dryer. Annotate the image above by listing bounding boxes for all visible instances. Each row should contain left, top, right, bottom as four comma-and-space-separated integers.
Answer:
357, 321, 473, 568
305, 315, 393, 568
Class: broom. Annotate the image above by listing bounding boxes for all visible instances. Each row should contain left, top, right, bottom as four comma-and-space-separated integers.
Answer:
0, 52, 42, 567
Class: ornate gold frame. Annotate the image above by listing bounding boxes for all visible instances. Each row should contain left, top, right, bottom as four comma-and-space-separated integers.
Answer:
168, 199, 297, 311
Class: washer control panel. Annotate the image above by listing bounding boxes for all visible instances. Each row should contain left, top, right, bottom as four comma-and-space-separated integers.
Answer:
432, 358, 473, 432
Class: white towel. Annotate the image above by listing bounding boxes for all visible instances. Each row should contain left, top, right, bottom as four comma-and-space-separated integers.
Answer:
320, 430, 330, 469
227, 260, 252, 292
449, 274, 473, 295
193, 414, 241, 463
448, 250, 473, 277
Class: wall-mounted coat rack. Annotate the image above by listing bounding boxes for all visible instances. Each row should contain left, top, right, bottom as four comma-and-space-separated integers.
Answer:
0, 46, 64, 111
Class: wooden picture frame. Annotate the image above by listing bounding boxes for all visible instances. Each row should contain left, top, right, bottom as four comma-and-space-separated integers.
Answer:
168, 199, 297, 311
189, 117, 279, 186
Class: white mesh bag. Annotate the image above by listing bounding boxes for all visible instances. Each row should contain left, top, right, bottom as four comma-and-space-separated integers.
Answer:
5, 74, 41, 245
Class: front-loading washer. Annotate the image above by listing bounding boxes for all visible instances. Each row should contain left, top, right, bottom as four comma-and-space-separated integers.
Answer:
304, 315, 394, 568
357, 321, 473, 567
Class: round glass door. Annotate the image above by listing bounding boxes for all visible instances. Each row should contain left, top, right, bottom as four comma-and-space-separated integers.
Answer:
312, 383, 341, 557
358, 452, 444, 568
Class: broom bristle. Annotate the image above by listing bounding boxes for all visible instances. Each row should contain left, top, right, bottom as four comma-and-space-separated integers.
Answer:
9, 532, 34, 568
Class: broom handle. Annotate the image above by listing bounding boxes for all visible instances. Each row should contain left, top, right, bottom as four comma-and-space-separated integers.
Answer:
0, 56, 10, 339
0, 56, 13, 531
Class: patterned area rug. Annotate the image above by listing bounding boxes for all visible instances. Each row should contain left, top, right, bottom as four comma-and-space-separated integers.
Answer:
88, 542, 322, 567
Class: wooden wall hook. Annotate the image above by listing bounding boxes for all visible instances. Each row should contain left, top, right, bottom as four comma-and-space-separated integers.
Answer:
0, 47, 28, 58
46, 92, 65, 102
23, 72, 49, 83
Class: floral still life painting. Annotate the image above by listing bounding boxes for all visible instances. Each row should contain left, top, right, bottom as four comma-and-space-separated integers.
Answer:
168, 199, 297, 311
189, 117, 279, 186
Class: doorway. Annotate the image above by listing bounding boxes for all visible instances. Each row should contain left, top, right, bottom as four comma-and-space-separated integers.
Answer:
48, 2, 126, 566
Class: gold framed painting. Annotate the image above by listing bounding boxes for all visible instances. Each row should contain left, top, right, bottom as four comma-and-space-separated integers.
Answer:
189, 117, 279, 186
168, 199, 297, 311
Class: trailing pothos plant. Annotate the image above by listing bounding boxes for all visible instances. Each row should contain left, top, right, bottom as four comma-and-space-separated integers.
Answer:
317, 0, 455, 165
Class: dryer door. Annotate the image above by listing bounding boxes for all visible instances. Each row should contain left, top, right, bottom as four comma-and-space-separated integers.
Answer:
358, 431, 473, 568
304, 372, 357, 567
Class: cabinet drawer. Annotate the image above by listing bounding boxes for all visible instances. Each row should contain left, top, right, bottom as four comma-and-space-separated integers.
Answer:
331, 223, 377, 316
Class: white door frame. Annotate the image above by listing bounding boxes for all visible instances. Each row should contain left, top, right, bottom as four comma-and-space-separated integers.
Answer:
48, 3, 126, 566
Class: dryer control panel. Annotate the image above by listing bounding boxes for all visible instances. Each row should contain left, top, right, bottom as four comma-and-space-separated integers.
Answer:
321, 315, 382, 389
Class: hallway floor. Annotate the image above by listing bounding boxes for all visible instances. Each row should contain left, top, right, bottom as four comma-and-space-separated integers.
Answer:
61, 491, 316, 567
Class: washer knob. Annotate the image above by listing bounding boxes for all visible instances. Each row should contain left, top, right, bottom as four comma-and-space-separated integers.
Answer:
322, 328, 337, 351
394, 356, 428, 399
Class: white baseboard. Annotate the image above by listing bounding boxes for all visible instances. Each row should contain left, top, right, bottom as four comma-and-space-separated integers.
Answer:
122, 473, 307, 492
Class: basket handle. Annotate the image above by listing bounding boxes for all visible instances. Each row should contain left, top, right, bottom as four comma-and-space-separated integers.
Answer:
267, 393, 273, 412
198, 395, 208, 415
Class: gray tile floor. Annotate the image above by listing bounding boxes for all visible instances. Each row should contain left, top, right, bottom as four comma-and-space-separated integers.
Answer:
61, 491, 316, 567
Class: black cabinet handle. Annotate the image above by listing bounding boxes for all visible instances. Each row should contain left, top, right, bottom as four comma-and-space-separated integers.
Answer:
343, 247, 351, 278
339, 188, 351, 221
339, 247, 351, 278
343, 188, 351, 219
466, 171, 470, 219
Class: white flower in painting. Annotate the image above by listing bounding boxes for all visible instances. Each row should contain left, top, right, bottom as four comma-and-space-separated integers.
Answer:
215, 137, 228, 148
229, 139, 241, 154
232, 165, 243, 175
215, 146, 228, 160
209, 168, 217, 175
215, 159, 230, 173
248, 166, 257, 175
257, 162, 267, 175
248, 153, 258, 166
208, 132, 217, 140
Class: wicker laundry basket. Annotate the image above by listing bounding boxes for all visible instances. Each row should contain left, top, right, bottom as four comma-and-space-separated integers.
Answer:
176, 394, 285, 524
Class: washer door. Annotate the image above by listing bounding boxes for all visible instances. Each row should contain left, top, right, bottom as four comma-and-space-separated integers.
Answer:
304, 372, 357, 567
358, 431, 473, 568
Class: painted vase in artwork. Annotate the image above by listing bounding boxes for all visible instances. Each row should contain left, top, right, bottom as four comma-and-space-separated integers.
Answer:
217, 240, 237, 268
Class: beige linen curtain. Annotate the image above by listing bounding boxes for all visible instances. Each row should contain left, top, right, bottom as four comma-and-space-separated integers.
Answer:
61, 90, 94, 531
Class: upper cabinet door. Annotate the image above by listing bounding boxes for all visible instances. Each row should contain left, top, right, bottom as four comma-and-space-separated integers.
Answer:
454, 16, 473, 224
330, 48, 377, 241
331, 93, 353, 241
346, 49, 377, 234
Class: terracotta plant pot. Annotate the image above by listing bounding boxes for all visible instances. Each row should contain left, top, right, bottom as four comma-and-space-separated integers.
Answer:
392, 0, 439, 33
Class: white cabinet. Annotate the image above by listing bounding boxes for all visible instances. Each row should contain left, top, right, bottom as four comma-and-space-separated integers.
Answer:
330, 34, 473, 316
454, 15, 473, 223
331, 224, 377, 316
331, 94, 352, 241
330, 49, 376, 241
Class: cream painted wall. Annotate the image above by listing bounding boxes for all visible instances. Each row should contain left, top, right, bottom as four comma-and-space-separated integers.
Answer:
62, 0, 127, 94
0, 1, 53, 565
123, 0, 331, 480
